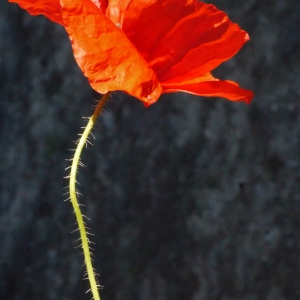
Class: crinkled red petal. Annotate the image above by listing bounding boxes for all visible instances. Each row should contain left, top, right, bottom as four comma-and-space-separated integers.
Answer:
119, 0, 198, 62
60, 0, 162, 105
157, 22, 249, 82
9, 0, 64, 25
10, 0, 253, 104
118, 0, 252, 103
119, 1, 248, 77
162, 76, 254, 103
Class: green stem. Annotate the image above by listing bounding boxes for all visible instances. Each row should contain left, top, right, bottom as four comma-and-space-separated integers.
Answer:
69, 92, 110, 300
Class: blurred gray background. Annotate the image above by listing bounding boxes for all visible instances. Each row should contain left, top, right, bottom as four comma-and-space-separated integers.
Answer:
1, 0, 300, 299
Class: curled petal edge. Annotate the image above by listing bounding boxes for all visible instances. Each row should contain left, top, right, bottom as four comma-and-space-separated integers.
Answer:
9, 0, 64, 25
162, 80, 254, 104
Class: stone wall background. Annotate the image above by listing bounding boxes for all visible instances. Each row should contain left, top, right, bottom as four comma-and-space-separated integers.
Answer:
1, 0, 300, 299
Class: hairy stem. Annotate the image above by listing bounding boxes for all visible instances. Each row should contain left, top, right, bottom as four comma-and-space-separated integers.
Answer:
69, 92, 110, 300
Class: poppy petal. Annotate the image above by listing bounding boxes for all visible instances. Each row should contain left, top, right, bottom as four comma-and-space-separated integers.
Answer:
92, 0, 108, 12
119, 0, 197, 62
10, 0, 253, 105
157, 20, 249, 82
9, 0, 64, 25
162, 73, 254, 103
149, 3, 248, 81
114, 0, 251, 100
98, 0, 253, 104
60, 0, 162, 105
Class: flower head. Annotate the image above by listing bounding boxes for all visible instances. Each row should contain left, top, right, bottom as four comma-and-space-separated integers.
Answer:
10, 0, 254, 105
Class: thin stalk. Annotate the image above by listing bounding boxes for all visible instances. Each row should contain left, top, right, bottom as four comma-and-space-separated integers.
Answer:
69, 92, 110, 300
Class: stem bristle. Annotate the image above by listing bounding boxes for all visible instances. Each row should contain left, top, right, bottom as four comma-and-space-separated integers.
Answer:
68, 92, 110, 300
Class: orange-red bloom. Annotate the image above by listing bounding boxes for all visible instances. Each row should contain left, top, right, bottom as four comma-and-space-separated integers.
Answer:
10, 0, 254, 106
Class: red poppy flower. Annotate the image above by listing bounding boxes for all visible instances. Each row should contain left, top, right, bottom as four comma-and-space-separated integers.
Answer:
10, 0, 254, 106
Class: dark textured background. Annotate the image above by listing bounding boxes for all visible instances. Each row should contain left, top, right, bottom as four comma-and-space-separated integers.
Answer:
1, 0, 300, 299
